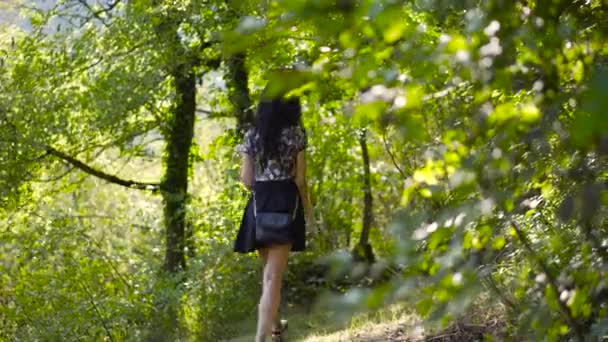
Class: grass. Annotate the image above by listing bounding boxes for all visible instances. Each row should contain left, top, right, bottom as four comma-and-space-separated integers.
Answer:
222, 303, 422, 342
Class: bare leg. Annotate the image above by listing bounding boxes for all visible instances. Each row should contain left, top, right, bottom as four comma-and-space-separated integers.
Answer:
255, 244, 291, 342
258, 248, 282, 329
258, 248, 269, 266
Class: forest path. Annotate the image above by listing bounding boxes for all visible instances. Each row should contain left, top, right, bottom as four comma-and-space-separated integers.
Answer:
222, 305, 424, 342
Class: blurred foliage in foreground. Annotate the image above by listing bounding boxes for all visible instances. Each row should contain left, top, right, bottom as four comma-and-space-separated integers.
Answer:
0, 0, 607, 340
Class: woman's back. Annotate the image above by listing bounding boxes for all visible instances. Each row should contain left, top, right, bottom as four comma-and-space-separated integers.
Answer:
237, 125, 307, 181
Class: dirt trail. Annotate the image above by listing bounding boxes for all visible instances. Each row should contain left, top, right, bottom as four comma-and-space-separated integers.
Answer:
223, 315, 425, 342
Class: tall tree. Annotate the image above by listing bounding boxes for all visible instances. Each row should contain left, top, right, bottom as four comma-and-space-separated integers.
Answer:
226, 52, 254, 132
352, 128, 375, 262
151, 2, 200, 273
0, 0, 225, 273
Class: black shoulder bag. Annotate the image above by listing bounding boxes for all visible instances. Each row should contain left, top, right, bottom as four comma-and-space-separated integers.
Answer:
254, 191, 299, 245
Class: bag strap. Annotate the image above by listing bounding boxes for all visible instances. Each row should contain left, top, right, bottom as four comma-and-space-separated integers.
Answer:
253, 190, 259, 218
292, 193, 299, 220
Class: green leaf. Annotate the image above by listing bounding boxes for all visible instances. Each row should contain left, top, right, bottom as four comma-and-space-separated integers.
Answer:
446, 34, 467, 53
416, 298, 434, 317
519, 102, 541, 123
491, 236, 506, 250
264, 69, 316, 98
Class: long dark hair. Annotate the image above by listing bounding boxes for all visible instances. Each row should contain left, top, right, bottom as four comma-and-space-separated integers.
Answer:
254, 95, 302, 168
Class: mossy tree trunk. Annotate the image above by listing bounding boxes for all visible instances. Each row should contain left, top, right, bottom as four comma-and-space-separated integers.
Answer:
353, 128, 375, 263
161, 62, 196, 273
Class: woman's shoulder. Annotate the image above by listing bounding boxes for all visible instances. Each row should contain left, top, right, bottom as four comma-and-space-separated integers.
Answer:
281, 125, 307, 150
243, 127, 259, 142
244, 126, 256, 136
281, 125, 305, 136
236, 127, 257, 154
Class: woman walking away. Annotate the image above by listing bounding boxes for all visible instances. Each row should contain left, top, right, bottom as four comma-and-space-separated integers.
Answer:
234, 94, 313, 342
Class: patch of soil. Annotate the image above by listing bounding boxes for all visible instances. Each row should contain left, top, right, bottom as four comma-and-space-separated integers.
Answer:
352, 325, 417, 341
422, 318, 507, 342
350, 317, 506, 342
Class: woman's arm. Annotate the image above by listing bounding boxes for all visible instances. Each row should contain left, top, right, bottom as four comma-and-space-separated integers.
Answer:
240, 153, 254, 189
294, 151, 313, 225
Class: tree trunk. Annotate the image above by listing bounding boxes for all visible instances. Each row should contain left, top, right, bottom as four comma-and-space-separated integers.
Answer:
225, 53, 254, 132
353, 128, 375, 263
161, 63, 196, 273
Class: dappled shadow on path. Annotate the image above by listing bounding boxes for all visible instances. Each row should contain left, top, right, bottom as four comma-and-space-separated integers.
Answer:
222, 305, 423, 342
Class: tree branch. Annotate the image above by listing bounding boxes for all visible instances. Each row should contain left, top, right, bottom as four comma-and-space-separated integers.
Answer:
510, 219, 585, 340
45, 146, 160, 191
32, 165, 76, 183
381, 131, 408, 180
75, 0, 122, 27
77, 279, 115, 342
195, 108, 231, 118
73, 38, 153, 74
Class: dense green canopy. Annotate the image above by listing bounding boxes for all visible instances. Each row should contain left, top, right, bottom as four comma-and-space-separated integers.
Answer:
0, 0, 606, 340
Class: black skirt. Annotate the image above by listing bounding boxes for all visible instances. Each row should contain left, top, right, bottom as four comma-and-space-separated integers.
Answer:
234, 179, 306, 253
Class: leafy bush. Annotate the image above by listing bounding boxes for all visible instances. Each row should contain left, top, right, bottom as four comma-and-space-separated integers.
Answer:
1, 0, 607, 340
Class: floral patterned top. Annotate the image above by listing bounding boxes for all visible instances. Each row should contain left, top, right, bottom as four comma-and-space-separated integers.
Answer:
236, 125, 307, 181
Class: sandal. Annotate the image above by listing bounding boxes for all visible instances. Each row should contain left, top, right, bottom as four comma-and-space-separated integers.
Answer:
271, 319, 288, 342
